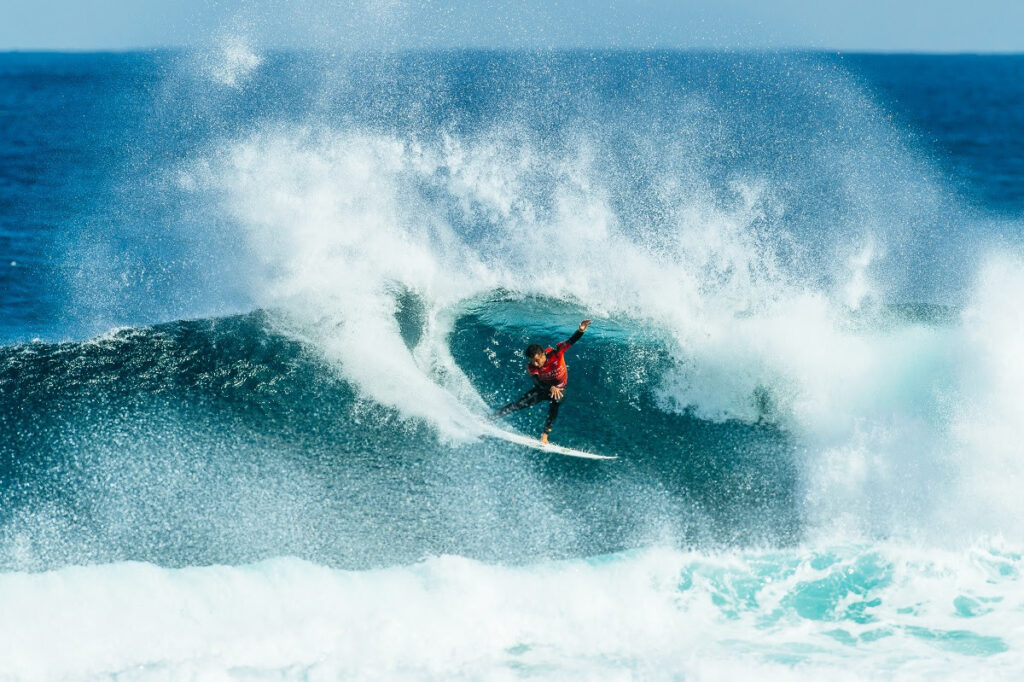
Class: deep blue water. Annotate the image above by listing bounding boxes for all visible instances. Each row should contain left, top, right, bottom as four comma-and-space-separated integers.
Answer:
847, 54, 1024, 209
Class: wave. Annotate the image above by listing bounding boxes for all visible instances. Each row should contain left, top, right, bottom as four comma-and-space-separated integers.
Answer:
4, 277, 1024, 572
6, 50, 1021, 569
0, 307, 801, 570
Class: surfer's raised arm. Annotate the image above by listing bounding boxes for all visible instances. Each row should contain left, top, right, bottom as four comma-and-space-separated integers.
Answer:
561, 319, 591, 350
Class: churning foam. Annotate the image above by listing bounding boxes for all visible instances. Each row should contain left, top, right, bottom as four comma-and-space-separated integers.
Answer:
948, 253, 1024, 535
1, 544, 1020, 680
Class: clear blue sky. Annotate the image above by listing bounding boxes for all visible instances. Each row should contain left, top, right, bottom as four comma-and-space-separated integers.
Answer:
3, 0, 1023, 52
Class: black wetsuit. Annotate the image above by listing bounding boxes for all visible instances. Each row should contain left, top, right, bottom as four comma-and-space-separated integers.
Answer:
492, 328, 584, 434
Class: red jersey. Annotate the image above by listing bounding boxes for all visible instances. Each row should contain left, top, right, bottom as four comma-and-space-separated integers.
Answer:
527, 329, 583, 389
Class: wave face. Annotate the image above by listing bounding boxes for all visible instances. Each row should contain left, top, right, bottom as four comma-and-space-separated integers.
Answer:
3, 49, 1024, 678
0, 309, 801, 570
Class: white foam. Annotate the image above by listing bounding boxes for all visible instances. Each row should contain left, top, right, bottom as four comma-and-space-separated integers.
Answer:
946, 253, 1024, 535
1, 543, 1021, 680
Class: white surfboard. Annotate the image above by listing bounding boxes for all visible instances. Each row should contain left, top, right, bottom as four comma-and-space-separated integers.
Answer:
480, 423, 617, 460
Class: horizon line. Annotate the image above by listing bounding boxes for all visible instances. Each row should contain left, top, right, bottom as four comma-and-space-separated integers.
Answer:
2, 46, 1023, 57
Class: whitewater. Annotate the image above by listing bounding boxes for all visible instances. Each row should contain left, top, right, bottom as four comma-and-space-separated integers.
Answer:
2, 46, 1024, 679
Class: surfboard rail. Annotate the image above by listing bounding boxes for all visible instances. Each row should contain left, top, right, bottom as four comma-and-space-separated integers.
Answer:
479, 423, 617, 460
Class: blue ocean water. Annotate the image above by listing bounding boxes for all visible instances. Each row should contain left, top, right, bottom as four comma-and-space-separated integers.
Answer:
2, 48, 1024, 679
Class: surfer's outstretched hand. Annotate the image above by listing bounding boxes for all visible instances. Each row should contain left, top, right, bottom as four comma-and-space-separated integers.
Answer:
550, 385, 564, 401
578, 319, 592, 332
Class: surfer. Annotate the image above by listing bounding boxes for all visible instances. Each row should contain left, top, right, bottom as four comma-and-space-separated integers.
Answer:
491, 319, 591, 443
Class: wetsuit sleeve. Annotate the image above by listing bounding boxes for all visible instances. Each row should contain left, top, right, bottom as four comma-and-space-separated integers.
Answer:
557, 329, 584, 352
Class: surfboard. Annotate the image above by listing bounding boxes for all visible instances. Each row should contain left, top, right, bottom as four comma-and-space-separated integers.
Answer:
480, 423, 617, 460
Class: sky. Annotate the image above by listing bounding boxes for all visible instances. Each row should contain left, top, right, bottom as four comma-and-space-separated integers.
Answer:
2, 0, 1023, 52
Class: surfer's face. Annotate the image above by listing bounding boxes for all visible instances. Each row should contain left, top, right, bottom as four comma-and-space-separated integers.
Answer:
529, 352, 547, 368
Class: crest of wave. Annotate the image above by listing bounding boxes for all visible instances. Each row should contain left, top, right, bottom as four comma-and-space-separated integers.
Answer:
178, 124, 786, 436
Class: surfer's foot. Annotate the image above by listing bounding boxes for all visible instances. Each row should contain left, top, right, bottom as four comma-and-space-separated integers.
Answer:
540, 433, 549, 444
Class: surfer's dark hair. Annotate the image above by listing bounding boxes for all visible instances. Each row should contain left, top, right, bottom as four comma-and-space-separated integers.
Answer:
525, 344, 545, 358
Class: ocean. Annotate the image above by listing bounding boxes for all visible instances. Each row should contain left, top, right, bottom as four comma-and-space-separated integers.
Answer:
2, 47, 1024, 679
